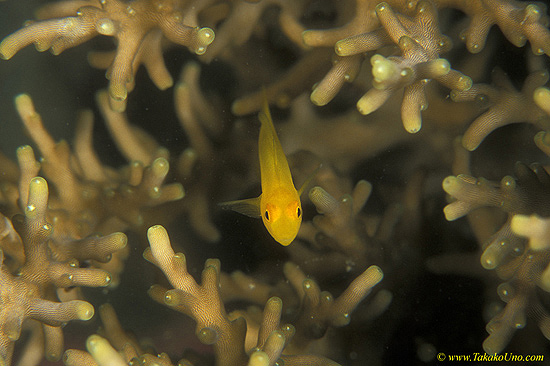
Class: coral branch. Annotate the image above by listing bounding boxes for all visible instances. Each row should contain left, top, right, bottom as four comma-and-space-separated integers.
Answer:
145, 224, 248, 366
451, 69, 550, 151
0, 0, 215, 110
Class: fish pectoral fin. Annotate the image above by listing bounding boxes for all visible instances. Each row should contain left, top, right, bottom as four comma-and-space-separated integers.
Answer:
219, 196, 262, 218
297, 163, 322, 196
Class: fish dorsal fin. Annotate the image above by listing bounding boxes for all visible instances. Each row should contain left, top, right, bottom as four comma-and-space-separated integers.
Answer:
219, 196, 262, 218
258, 90, 294, 190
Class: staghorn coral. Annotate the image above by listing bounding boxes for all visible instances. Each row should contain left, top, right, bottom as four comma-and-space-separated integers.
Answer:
0, 0, 215, 111
10, 93, 184, 238
441, 0, 550, 56
2, 0, 550, 365
144, 224, 382, 366
0, 174, 115, 365
64, 303, 186, 365
451, 68, 550, 151
441, 79, 550, 353
318, 1, 471, 133
251, 0, 475, 133
0, 92, 184, 364
443, 162, 550, 353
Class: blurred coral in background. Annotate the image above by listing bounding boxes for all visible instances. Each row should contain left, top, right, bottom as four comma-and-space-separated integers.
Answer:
1, 0, 550, 365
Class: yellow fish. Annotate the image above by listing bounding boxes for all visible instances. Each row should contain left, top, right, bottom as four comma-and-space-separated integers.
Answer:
221, 96, 312, 246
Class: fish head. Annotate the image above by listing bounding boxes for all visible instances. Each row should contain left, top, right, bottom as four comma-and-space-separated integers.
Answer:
262, 198, 302, 246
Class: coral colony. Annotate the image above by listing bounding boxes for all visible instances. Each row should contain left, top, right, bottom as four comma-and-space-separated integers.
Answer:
0, 0, 550, 365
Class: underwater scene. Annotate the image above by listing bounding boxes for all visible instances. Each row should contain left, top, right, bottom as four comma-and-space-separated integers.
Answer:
1, 0, 550, 365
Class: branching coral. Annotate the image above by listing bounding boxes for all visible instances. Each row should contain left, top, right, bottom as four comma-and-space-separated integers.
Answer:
2, 0, 550, 365
296, 0, 472, 133
0, 91, 189, 363
441, 0, 550, 55
145, 225, 249, 365
0, 175, 115, 364
64, 303, 182, 366
451, 69, 550, 151
11, 93, 184, 238
442, 135, 550, 353
233, 0, 550, 134
338, 2, 470, 132
144, 224, 383, 366
0, 0, 215, 111
172, 62, 233, 242
198, 0, 306, 63
291, 176, 374, 277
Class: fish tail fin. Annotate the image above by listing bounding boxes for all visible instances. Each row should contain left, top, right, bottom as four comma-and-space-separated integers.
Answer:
258, 87, 273, 128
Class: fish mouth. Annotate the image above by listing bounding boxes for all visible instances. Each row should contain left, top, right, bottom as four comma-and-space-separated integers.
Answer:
277, 237, 294, 246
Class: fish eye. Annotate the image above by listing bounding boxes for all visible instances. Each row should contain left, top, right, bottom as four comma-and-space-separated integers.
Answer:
297, 207, 301, 217
264, 210, 270, 221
